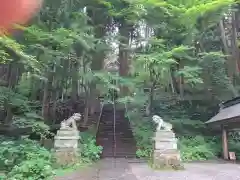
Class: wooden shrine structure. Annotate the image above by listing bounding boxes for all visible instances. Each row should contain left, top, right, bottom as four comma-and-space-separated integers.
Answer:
206, 97, 240, 160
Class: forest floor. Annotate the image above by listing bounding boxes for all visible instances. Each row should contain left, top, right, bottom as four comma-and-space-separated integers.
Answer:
55, 158, 240, 180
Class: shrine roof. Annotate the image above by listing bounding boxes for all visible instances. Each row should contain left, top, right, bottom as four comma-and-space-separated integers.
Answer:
206, 97, 240, 124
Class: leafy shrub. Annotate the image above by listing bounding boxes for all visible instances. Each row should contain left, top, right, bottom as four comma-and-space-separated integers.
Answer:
3, 128, 103, 179
6, 158, 54, 180
228, 132, 240, 159
0, 137, 52, 172
133, 124, 154, 158
13, 112, 52, 139
80, 131, 103, 162
179, 136, 219, 161
127, 109, 154, 158
168, 116, 207, 136
136, 148, 153, 158
0, 136, 54, 179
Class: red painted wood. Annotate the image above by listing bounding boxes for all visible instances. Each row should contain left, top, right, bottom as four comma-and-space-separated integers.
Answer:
0, 0, 42, 34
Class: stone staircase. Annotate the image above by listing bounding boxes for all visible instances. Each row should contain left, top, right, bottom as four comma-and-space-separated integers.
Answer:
96, 105, 136, 158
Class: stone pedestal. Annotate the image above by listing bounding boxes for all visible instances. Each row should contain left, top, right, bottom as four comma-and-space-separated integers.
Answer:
55, 149, 79, 166
152, 130, 183, 170
54, 127, 80, 166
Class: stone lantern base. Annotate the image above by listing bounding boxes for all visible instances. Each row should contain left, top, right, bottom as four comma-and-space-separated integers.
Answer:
152, 149, 183, 170
55, 148, 80, 166
152, 130, 183, 170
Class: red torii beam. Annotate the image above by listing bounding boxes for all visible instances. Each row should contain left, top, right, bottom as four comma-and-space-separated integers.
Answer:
0, 0, 42, 35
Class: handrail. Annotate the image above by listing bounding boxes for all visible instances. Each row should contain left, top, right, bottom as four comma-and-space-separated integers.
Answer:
113, 98, 116, 157
95, 101, 104, 137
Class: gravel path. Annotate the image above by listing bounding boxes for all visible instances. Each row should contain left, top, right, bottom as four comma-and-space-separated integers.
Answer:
55, 159, 240, 180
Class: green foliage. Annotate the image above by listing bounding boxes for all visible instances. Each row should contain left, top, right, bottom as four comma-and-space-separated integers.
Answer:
0, 130, 103, 179
0, 0, 239, 173
0, 137, 52, 172
6, 159, 54, 180
228, 132, 240, 159
199, 52, 237, 98
0, 36, 37, 67
0, 137, 55, 180
179, 136, 220, 161
127, 108, 154, 158
13, 111, 52, 139
134, 38, 177, 86
0, 86, 30, 112
169, 117, 207, 136
80, 130, 103, 162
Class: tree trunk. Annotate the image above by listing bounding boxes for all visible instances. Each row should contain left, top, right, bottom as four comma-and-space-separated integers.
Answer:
4, 62, 19, 125
231, 11, 240, 74
42, 71, 53, 122
89, 49, 104, 115
71, 60, 79, 101
146, 83, 155, 116
30, 75, 38, 101
118, 20, 131, 96
50, 73, 58, 124
83, 90, 90, 127
87, 6, 106, 115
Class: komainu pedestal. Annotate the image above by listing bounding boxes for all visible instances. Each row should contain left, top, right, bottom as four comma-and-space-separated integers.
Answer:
54, 113, 81, 166
152, 115, 183, 170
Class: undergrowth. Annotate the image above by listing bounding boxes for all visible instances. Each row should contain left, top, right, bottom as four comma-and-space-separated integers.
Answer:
80, 128, 103, 163
127, 104, 240, 162
0, 137, 54, 180
126, 108, 155, 159
0, 125, 102, 180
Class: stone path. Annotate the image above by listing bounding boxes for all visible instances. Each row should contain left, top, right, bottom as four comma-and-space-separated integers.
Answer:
131, 161, 240, 180
55, 158, 138, 180
56, 158, 240, 180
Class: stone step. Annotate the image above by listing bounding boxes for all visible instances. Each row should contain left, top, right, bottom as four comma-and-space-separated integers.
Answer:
97, 131, 133, 134
98, 137, 134, 140
99, 123, 130, 127
97, 110, 136, 158
99, 126, 131, 129
98, 124, 130, 128
97, 137, 135, 141
98, 125, 132, 128
97, 132, 134, 136
101, 152, 136, 158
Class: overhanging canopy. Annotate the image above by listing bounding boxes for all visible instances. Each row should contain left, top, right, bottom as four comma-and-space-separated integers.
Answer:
206, 103, 240, 124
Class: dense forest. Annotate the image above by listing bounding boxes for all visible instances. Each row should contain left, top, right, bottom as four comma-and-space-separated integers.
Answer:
0, 0, 240, 179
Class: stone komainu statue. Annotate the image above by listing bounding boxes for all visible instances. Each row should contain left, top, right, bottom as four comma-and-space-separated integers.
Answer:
152, 115, 172, 131
61, 113, 82, 129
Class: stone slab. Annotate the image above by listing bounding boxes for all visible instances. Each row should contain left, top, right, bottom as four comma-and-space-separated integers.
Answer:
54, 139, 79, 148
155, 131, 175, 138
153, 136, 178, 142
155, 130, 175, 134
56, 132, 79, 137
56, 130, 79, 136
155, 141, 178, 150
154, 149, 180, 154
54, 136, 80, 140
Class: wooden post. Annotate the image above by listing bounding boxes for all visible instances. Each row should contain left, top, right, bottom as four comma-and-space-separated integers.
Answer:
222, 126, 229, 160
